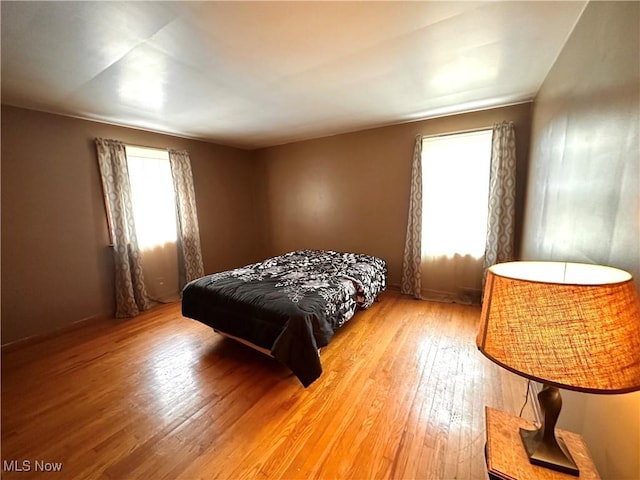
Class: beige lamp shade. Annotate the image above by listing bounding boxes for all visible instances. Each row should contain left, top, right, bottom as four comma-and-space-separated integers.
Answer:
477, 261, 640, 393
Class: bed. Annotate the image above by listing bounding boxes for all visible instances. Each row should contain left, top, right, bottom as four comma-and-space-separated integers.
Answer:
181, 249, 387, 387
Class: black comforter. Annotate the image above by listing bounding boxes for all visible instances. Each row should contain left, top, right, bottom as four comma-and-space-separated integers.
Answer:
182, 249, 387, 386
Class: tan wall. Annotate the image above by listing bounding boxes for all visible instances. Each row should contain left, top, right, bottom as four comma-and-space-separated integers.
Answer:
1, 105, 263, 344
256, 103, 532, 288
0, 102, 533, 342
522, 2, 639, 478
521, 2, 639, 283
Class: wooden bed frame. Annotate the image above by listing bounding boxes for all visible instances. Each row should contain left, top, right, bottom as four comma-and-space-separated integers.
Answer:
215, 329, 321, 359
214, 329, 273, 356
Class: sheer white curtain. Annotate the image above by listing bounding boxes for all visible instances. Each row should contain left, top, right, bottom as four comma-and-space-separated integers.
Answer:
126, 146, 180, 302
126, 147, 177, 250
420, 130, 492, 304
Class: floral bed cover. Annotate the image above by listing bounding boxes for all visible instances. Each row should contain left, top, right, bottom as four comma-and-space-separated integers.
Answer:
182, 249, 387, 386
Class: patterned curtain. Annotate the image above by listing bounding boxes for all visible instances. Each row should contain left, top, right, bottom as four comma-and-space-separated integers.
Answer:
483, 122, 517, 277
400, 135, 423, 299
95, 138, 151, 317
169, 149, 205, 289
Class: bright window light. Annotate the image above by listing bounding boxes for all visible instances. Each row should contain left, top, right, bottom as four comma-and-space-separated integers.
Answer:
421, 130, 492, 259
126, 146, 177, 250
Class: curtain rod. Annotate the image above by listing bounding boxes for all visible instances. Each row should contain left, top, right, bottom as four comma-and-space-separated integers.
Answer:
123, 142, 189, 155
420, 125, 493, 140
123, 141, 170, 151
95, 137, 163, 151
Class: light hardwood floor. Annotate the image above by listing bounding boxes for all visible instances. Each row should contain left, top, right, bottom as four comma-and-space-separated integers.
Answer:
1, 291, 533, 479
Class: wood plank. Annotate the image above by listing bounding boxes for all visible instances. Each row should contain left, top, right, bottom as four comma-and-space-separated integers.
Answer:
1, 291, 533, 479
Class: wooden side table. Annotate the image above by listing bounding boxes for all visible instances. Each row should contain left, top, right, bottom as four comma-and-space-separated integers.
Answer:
485, 407, 601, 480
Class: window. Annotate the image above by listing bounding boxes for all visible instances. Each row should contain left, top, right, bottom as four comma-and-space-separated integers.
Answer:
125, 145, 177, 250
421, 130, 492, 259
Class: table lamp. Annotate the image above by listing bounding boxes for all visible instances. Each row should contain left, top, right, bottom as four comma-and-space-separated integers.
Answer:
477, 261, 640, 476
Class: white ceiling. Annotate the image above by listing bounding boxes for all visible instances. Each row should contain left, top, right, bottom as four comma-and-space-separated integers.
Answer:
1, 1, 587, 149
